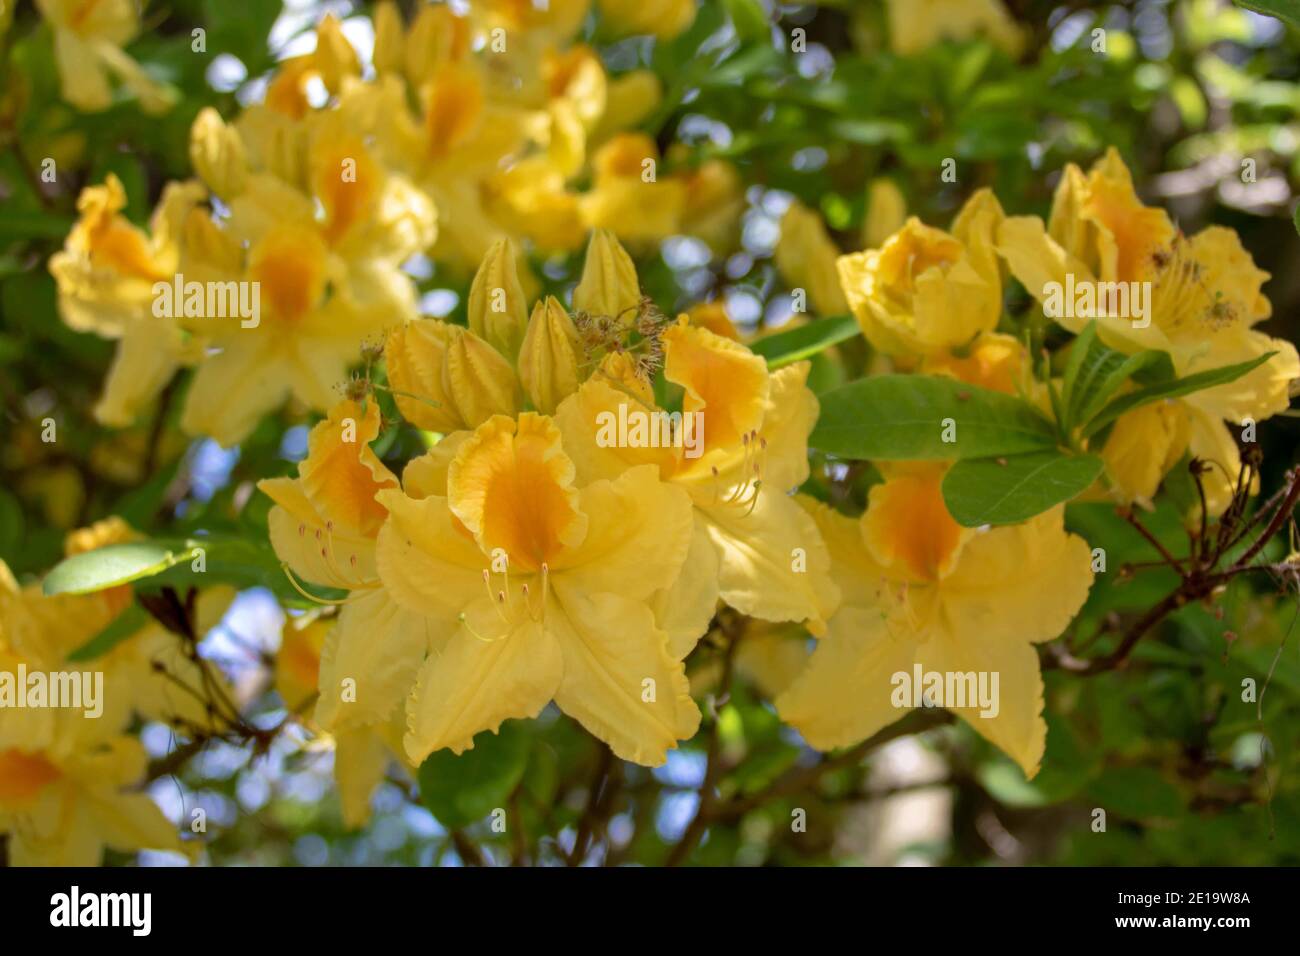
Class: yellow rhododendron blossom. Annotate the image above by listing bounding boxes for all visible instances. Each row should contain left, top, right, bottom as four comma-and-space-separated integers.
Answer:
276, 616, 331, 715
776, 201, 850, 317
921, 332, 1027, 395
48, 174, 207, 426
778, 471, 1094, 779
556, 319, 840, 649
885, 0, 1025, 57
36, 0, 177, 113
997, 148, 1300, 513
580, 134, 686, 246
374, 413, 701, 765
597, 0, 696, 39
863, 177, 908, 250
0, 714, 186, 866
1, 527, 233, 740
258, 399, 435, 737
676, 158, 746, 256
175, 164, 428, 446
259, 401, 433, 826
838, 189, 1006, 359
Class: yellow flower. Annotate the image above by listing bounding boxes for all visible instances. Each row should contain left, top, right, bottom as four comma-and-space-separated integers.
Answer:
838, 189, 1006, 359
374, 413, 701, 765
997, 148, 1300, 512
340, 52, 544, 269
862, 177, 908, 250
690, 621, 811, 702
591, 70, 663, 145
885, 0, 1025, 57
597, 0, 696, 39
275, 616, 330, 715
580, 134, 686, 246
36, 0, 177, 113
777, 472, 1094, 779
259, 401, 429, 823
258, 399, 434, 737
920, 332, 1027, 395
0, 715, 186, 866
676, 158, 745, 256
1, 525, 234, 738
776, 201, 850, 317
176, 155, 429, 446
555, 319, 840, 650
49, 175, 207, 426
687, 302, 741, 341
374, 1, 472, 88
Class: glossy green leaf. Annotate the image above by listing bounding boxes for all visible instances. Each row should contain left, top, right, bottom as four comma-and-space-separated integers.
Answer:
418, 722, 531, 830
811, 375, 1058, 460
1234, 1, 1300, 29
1081, 352, 1275, 438
42, 541, 202, 596
749, 314, 859, 368
942, 450, 1104, 526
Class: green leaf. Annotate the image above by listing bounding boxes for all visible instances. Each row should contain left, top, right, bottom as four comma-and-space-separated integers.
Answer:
418, 722, 531, 830
749, 314, 859, 368
811, 375, 1058, 460
67, 603, 149, 662
1234, 1, 1300, 29
1087, 766, 1184, 819
1073, 349, 1171, 426
942, 450, 1104, 526
42, 541, 201, 596
1060, 321, 1102, 422
722, 0, 771, 43
0, 488, 23, 555
40, 535, 318, 604
1081, 351, 1275, 439
0, 210, 74, 241
1060, 324, 1176, 433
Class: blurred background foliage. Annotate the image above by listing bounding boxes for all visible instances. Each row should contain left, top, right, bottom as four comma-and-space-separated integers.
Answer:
3, 0, 1300, 866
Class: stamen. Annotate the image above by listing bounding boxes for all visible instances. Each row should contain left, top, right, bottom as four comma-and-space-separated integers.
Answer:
458, 611, 505, 644
280, 562, 352, 606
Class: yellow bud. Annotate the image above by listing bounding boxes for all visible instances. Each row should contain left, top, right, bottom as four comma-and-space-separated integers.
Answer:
573, 229, 640, 320
312, 13, 361, 94
597, 0, 696, 39
372, 2, 405, 75
189, 108, 247, 199
467, 238, 528, 358
862, 178, 907, 250
775, 202, 849, 316
387, 321, 522, 431
445, 325, 522, 426
385, 321, 465, 432
519, 297, 582, 414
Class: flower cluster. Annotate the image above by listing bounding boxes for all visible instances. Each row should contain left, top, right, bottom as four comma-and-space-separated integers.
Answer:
46, 6, 742, 446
